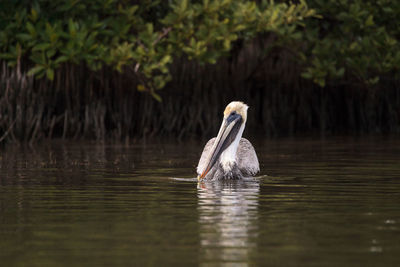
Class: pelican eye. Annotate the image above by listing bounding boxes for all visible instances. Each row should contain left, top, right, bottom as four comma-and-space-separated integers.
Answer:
227, 111, 241, 123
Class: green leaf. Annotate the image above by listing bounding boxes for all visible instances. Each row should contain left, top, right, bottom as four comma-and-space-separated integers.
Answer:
26, 22, 36, 37
27, 65, 45, 76
336, 67, 345, 77
69, 19, 77, 36
46, 49, 56, 58
46, 68, 54, 80
180, 0, 188, 13
367, 76, 379, 84
137, 84, 147, 92
365, 15, 374, 26
16, 33, 32, 41
55, 55, 69, 64
151, 91, 162, 102
146, 23, 153, 34
301, 72, 312, 79
160, 55, 171, 65
32, 43, 51, 51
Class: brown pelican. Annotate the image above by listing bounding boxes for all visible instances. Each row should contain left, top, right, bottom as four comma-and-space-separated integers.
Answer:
197, 101, 259, 181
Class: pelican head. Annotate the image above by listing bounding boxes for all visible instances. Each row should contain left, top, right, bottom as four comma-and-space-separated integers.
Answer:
198, 101, 248, 179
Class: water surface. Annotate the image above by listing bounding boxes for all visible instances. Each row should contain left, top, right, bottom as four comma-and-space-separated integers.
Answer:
1, 137, 400, 266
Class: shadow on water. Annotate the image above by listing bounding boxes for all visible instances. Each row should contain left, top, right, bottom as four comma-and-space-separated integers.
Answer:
197, 180, 260, 265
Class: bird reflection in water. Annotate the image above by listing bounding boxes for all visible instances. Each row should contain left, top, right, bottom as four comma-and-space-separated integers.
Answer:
197, 180, 260, 265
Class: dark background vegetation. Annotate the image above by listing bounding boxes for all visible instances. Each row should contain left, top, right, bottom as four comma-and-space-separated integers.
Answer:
1, 0, 399, 144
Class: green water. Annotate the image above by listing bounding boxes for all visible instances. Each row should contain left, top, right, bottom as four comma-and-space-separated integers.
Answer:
1, 137, 400, 266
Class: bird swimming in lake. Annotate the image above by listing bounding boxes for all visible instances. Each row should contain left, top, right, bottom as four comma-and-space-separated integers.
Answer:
197, 101, 259, 181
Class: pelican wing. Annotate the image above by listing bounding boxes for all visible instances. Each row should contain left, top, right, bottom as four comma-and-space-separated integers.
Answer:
197, 137, 259, 177
197, 137, 216, 176
237, 138, 260, 176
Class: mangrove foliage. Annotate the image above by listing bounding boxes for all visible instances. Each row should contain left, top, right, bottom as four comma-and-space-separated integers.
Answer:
0, 0, 400, 144
0, 0, 314, 99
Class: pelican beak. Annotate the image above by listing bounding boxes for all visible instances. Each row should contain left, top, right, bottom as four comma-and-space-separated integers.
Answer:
199, 113, 242, 179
